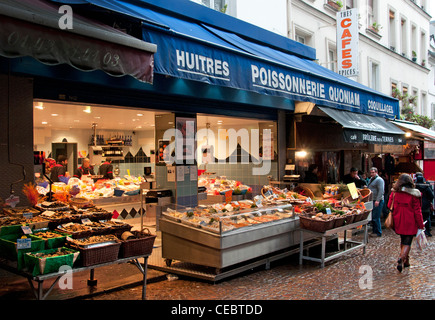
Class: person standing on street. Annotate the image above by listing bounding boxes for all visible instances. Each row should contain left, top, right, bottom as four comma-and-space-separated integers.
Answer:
387, 174, 425, 272
367, 167, 384, 237
415, 172, 433, 237
98, 158, 114, 179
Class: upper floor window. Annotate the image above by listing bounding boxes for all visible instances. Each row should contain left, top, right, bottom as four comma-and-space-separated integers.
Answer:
201, 0, 227, 12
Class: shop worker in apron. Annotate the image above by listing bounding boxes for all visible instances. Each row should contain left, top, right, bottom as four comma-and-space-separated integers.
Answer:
50, 155, 70, 182
98, 158, 114, 179
74, 158, 95, 179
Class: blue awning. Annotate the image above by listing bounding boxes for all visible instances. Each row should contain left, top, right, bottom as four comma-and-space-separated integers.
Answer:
50, 0, 400, 118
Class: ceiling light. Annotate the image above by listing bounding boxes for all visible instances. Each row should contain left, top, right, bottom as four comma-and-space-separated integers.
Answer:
137, 113, 143, 116
83, 106, 92, 113
74, 120, 80, 122
405, 132, 411, 137
51, 114, 58, 116
94, 116, 101, 119
295, 151, 307, 158
34, 102, 44, 110
41, 121, 48, 125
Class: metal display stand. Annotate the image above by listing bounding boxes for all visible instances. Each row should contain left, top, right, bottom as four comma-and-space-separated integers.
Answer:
0, 254, 150, 300
299, 219, 369, 268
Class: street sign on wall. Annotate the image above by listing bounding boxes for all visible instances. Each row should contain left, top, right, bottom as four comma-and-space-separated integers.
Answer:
337, 8, 359, 78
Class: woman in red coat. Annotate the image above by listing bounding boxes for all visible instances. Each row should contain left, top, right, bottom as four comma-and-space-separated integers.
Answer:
387, 174, 425, 272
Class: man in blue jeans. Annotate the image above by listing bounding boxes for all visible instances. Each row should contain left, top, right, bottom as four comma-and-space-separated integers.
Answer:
367, 167, 384, 237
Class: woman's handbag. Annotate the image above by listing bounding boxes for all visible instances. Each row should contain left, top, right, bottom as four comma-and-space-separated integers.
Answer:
385, 192, 395, 229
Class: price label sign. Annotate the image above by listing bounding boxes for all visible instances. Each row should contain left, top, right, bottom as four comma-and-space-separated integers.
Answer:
326, 207, 332, 215
17, 238, 31, 250
23, 212, 33, 219
225, 190, 232, 204
21, 226, 32, 235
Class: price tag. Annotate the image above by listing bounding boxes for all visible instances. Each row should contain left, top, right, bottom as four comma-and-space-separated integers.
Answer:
81, 218, 91, 224
347, 183, 358, 200
23, 212, 33, 219
326, 207, 332, 215
17, 238, 31, 250
256, 200, 263, 208
306, 197, 314, 205
21, 226, 32, 235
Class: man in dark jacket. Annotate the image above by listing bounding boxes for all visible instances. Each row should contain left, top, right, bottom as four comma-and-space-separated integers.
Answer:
50, 155, 69, 182
415, 172, 434, 236
73, 158, 95, 179
303, 164, 319, 183
98, 158, 114, 179
343, 167, 367, 188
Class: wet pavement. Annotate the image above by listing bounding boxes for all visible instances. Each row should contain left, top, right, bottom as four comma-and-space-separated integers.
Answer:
0, 221, 433, 302
86, 228, 434, 301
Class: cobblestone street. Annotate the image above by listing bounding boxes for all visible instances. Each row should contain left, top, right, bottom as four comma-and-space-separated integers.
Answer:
87, 228, 435, 301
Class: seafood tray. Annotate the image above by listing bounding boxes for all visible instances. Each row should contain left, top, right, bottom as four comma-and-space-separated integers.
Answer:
23, 247, 80, 276
57, 223, 93, 239
32, 229, 66, 249
36, 202, 70, 212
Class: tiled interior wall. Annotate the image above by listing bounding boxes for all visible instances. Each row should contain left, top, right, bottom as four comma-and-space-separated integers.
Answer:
201, 161, 278, 195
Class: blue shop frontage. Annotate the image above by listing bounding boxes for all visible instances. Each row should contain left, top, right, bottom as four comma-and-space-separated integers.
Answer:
0, 0, 409, 282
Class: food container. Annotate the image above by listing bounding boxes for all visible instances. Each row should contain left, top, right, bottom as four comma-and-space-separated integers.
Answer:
298, 213, 335, 233
118, 229, 156, 258
0, 234, 45, 270
32, 229, 66, 249
23, 247, 80, 276
67, 240, 121, 267
113, 189, 125, 197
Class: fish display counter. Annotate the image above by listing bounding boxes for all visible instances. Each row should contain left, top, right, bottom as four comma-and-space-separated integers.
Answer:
159, 200, 313, 272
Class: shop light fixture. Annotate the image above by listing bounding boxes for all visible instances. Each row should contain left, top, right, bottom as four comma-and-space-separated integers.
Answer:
137, 113, 143, 116
295, 150, 307, 158
83, 106, 92, 113
34, 102, 44, 110
51, 113, 58, 116
405, 132, 411, 137
41, 121, 48, 125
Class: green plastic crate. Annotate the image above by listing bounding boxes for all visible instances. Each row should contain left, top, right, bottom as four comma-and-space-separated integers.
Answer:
0, 234, 45, 270
24, 247, 80, 276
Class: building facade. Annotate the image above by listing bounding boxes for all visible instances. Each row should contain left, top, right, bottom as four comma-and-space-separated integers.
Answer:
194, 0, 432, 121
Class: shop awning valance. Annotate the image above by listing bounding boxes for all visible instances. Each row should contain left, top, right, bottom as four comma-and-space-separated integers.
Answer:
0, 0, 156, 83
48, 0, 400, 119
318, 107, 406, 145
389, 119, 435, 142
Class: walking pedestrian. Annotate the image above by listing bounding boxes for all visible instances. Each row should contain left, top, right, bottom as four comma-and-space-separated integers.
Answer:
415, 172, 433, 237
367, 167, 384, 237
387, 174, 425, 272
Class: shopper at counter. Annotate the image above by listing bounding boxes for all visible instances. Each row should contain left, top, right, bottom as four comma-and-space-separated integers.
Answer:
73, 158, 95, 179
50, 155, 69, 183
367, 167, 385, 237
343, 167, 367, 188
98, 158, 114, 179
303, 164, 319, 183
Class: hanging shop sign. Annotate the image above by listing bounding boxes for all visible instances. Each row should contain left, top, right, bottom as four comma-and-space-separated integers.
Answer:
337, 8, 359, 77
0, 15, 154, 83
143, 26, 398, 119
